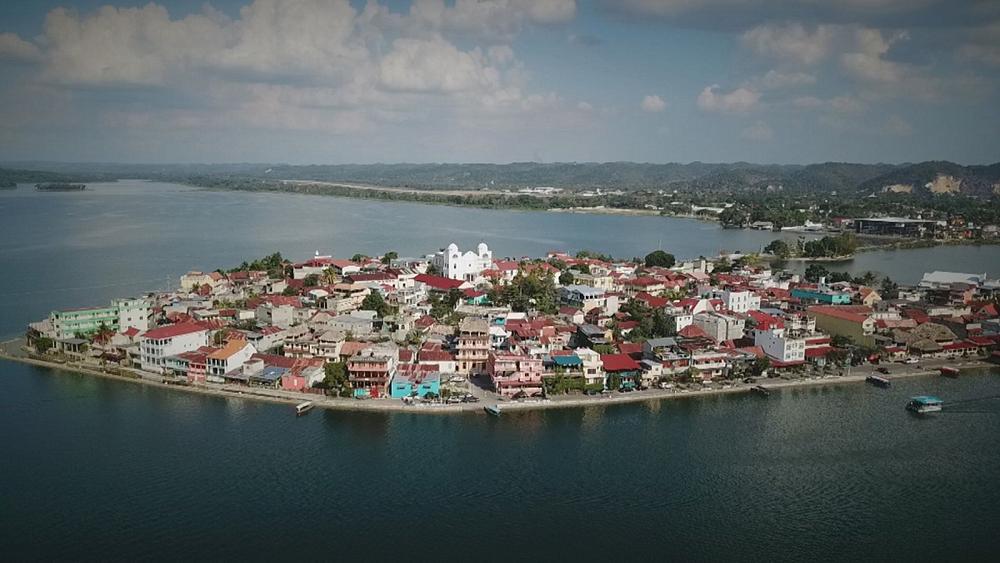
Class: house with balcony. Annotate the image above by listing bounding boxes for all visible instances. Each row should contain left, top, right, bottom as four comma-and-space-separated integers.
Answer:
206, 340, 257, 380
457, 317, 490, 375
347, 346, 399, 398
139, 322, 210, 374
487, 352, 544, 398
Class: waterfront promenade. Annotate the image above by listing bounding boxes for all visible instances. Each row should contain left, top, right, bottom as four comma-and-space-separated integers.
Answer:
4, 337, 992, 415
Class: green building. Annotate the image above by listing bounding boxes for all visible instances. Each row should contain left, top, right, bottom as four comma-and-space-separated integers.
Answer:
49, 298, 151, 339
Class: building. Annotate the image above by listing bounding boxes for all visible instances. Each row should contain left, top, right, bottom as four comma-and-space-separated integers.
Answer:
719, 289, 761, 313
457, 317, 490, 375
919, 271, 987, 289
207, 340, 257, 378
139, 323, 210, 374
692, 311, 745, 343
753, 327, 806, 365
487, 353, 544, 398
390, 368, 441, 399
791, 286, 852, 305
431, 242, 493, 282
601, 353, 642, 390
347, 347, 398, 397
854, 217, 939, 237
48, 297, 152, 340
560, 285, 619, 314
809, 305, 875, 347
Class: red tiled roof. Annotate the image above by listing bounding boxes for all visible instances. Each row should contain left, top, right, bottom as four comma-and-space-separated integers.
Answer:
414, 274, 465, 290
122, 327, 140, 337
678, 324, 710, 339
805, 346, 833, 358
617, 342, 643, 357
142, 322, 208, 340
601, 353, 641, 372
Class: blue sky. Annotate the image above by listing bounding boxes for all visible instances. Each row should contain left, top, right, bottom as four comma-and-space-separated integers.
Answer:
0, 0, 997, 165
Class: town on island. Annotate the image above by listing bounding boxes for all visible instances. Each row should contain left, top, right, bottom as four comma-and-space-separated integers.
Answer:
7, 239, 1000, 414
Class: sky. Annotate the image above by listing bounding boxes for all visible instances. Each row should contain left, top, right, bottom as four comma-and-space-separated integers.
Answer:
0, 0, 998, 165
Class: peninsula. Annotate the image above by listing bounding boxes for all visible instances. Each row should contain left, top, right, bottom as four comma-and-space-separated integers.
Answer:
9, 243, 999, 413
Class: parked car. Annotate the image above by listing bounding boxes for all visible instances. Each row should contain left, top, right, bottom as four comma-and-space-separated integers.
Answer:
877, 366, 890, 374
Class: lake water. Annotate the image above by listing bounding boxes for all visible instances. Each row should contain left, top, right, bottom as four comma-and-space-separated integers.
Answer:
1, 361, 998, 560
2, 180, 1000, 560
1, 180, 997, 338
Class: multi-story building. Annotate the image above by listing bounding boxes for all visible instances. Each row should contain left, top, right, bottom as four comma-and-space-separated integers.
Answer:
809, 305, 876, 347
347, 347, 398, 397
431, 242, 493, 282
560, 285, 619, 314
139, 323, 210, 374
114, 298, 152, 333
457, 317, 490, 375
692, 311, 746, 343
207, 340, 257, 378
719, 289, 761, 314
487, 352, 543, 398
49, 298, 152, 339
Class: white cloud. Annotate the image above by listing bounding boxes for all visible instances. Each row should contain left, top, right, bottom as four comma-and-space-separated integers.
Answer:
640, 94, 667, 112
840, 28, 908, 84
741, 120, 773, 141
752, 69, 817, 89
0, 32, 42, 62
379, 36, 503, 93
696, 85, 761, 113
408, 0, 576, 40
742, 23, 835, 66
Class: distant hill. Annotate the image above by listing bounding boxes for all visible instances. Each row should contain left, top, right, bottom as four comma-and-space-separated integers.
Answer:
858, 161, 1000, 197
3, 160, 997, 196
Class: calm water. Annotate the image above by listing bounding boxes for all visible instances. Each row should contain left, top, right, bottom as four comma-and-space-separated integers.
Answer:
1, 361, 999, 560
0, 180, 997, 337
2, 181, 1000, 561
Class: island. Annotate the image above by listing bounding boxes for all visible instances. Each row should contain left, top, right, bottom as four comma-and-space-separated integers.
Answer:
4, 243, 997, 414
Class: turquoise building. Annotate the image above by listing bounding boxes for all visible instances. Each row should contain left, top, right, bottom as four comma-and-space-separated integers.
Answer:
790, 288, 852, 305
389, 371, 441, 399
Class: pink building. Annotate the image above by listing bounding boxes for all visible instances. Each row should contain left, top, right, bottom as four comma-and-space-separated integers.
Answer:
487, 352, 544, 398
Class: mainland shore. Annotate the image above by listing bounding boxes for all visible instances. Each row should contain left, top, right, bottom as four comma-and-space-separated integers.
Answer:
3, 338, 994, 416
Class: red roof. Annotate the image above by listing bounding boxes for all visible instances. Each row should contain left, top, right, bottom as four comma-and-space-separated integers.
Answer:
808, 305, 872, 324
805, 346, 833, 358
617, 342, 643, 358
414, 273, 465, 290
746, 310, 783, 330
122, 327, 140, 337
418, 349, 455, 362
678, 324, 710, 339
142, 322, 208, 340
601, 353, 641, 372
635, 292, 668, 308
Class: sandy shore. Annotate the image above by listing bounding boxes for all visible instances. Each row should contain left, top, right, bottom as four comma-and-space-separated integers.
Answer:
2, 339, 994, 416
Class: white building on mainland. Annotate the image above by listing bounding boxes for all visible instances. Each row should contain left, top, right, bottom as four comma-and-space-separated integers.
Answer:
431, 243, 493, 283
718, 289, 761, 314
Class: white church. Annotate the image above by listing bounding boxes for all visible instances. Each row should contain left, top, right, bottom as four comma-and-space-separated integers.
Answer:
431, 242, 493, 283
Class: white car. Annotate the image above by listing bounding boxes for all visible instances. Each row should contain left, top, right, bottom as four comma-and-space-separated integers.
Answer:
902, 357, 919, 365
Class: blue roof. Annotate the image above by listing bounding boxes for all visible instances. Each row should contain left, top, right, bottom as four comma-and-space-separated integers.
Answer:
911, 395, 943, 404
552, 355, 582, 366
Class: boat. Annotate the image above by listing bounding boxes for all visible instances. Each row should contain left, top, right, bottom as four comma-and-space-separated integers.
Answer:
295, 401, 314, 416
750, 385, 770, 397
939, 366, 960, 378
483, 404, 502, 416
866, 375, 891, 388
906, 395, 943, 414
35, 183, 86, 191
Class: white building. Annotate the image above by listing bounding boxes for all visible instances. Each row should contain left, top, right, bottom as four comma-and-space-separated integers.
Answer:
139, 323, 210, 374
718, 290, 761, 314
114, 298, 151, 332
207, 341, 257, 377
692, 311, 746, 343
431, 243, 493, 282
754, 327, 806, 364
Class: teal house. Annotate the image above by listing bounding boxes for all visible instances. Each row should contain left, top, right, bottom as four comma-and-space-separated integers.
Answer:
390, 370, 441, 399
790, 288, 852, 305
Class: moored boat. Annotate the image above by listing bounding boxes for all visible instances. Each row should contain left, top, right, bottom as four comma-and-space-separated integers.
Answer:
750, 385, 770, 397
295, 401, 314, 416
939, 366, 959, 378
484, 404, 501, 416
906, 395, 943, 414
866, 375, 891, 388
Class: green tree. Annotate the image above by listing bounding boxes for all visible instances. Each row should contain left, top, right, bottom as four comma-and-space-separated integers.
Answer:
322, 361, 351, 396
764, 239, 792, 258
749, 356, 771, 378
880, 276, 900, 300
361, 292, 390, 317
425, 263, 441, 276
381, 251, 398, 265
350, 253, 368, 262
35, 337, 54, 354
644, 250, 676, 268
303, 274, 320, 287
559, 271, 574, 285
804, 264, 829, 282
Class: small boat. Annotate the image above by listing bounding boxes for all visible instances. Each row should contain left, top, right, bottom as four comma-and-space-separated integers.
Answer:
939, 366, 959, 378
866, 375, 891, 388
751, 385, 770, 397
906, 395, 943, 414
295, 401, 314, 416
483, 404, 502, 417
